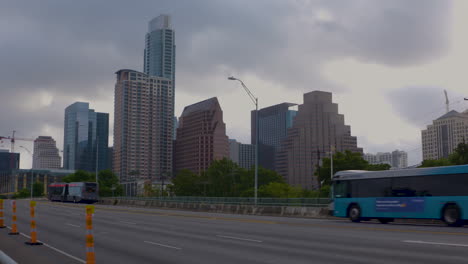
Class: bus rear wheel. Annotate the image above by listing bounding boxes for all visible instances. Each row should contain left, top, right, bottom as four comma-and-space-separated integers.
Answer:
348, 205, 361, 223
443, 204, 463, 227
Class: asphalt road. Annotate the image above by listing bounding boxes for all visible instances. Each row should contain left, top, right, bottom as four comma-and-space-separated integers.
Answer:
1, 200, 468, 264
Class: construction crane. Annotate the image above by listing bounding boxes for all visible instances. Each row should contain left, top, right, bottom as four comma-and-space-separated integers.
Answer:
444, 90, 450, 114
0, 130, 45, 153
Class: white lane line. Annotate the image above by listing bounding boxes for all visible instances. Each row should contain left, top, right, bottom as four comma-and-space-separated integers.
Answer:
6, 226, 85, 263
120, 221, 137, 225
66, 223, 81, 228
144, 241, 182, 250
403, 240, 468, 247
0, 250, 18, 264
216, 235, 263, 243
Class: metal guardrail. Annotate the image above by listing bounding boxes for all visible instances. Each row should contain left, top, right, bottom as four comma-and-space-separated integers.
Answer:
106, 196, 331, 207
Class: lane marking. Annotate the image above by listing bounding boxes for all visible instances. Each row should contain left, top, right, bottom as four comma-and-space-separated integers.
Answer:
120, 221, 137, 225
144, 241, 181, 250
403, 240, 468, 247
66, 223, 81, 228
216, 235, 263, 243
0, 250, 18, 264
5, 226, 85, 263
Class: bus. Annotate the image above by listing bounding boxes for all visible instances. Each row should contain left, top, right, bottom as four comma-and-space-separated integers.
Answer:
331, 164, 468, 227
48, 182, 99, 203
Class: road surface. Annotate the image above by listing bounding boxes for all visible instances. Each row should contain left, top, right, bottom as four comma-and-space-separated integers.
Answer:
1, 200, 468, 264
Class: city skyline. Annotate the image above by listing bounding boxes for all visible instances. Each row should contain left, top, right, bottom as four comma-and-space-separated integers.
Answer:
1, 1, 468, 169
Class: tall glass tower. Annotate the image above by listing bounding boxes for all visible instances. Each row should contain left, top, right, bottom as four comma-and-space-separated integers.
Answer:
144, 14, 176, 82
63, 102, 109, 171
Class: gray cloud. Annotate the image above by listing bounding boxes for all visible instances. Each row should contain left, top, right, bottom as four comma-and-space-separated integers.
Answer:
0, 0, 454, 166
387, 87, 467, 128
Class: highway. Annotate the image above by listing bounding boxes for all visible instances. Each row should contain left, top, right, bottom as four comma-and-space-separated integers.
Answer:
1, 200, 468, 264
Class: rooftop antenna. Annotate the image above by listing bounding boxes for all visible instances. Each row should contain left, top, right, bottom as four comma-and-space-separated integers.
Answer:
444, 90, 449, 113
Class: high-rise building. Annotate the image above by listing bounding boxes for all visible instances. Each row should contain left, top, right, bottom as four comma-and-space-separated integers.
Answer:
174, 97, 229, 175
363, 150, 408, 169
422, 110, 468, 160
63, 102, 109, 172
276, 91, 362, 189
113, 69, 174, 182
32, 136, 61, 169
229, 139, 255, 169
144, 15, 176, 81
392, 150, 408, 168
251, 103, 297, 171
0, 149, 19, 172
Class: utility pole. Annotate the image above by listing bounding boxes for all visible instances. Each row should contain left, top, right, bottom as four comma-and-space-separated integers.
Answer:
95, 135, 99, 183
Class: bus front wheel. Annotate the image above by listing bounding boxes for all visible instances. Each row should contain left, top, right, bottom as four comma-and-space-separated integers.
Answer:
348, 205, 361, 223
443, 204, 463, 227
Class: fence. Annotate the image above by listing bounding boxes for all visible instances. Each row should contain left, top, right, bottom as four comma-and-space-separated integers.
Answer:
108, 196, 331, 207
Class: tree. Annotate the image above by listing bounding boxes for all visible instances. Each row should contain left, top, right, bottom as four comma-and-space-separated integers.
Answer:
97, 170, 123, 197
317, 151, 368, 185
33, 182, 44, 197
172, 169, 202, 196
449, 142, 468, 165
13, 188, 30, 199
419, 158, 452, 168
367, 163, 392, 171
258, 182, 302, 198
63, 170, 95, 183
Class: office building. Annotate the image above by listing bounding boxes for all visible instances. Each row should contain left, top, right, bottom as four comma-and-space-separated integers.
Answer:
363, 150, 408, 169
63, 102, 109, 172
251, 103, 297, 171
422, 110, 468, 160
174, 97, 229, 175
113, 69, 174, 182
229, 139, 255, 169
276, 91, 362, 189
32, 136, 61, 169
0, 149, 19, 172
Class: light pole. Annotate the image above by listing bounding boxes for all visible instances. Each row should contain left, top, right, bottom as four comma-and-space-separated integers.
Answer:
95, 136, 99, 183
20, 146, 34, 199
228, 76, 259, 206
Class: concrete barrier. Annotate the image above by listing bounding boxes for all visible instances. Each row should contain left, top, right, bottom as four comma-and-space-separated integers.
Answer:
99, 198, 331, 218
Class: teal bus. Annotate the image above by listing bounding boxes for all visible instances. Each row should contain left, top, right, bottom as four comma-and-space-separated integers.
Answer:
331, 164, 468, 227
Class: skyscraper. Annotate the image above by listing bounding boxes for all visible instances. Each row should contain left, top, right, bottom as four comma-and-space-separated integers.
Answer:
32, 136, 61, 169
276, 91, 362, 189
251, 103, 297, 171
0, 149, 19, 172
174, 97, 229, 175
229, 139, 255, 169
114, 69, 174, 182
422, 110, 468, 160
63, 102, 109, 172
144, 15, 176, 81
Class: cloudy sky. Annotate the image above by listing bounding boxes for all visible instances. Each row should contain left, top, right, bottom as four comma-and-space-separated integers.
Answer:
1, 0, 467, 168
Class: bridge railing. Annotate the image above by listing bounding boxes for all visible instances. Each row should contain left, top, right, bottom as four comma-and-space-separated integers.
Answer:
107, 196, 331, 207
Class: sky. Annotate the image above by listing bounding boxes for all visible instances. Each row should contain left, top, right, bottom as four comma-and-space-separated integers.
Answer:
1, 0, 467, 168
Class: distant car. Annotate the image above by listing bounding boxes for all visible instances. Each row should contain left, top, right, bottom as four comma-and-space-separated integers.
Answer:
48, 182, 99, 203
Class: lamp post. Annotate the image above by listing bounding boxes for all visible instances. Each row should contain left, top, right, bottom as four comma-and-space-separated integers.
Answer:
228, 76, 259, 206
20, 146, 34, 200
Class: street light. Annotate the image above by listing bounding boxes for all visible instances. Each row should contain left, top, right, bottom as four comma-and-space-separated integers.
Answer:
20, 146, 34, 200
228, 76, 259, 206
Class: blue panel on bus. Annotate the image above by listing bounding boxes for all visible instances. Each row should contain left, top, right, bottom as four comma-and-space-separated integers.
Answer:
375, 198, 425, 213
